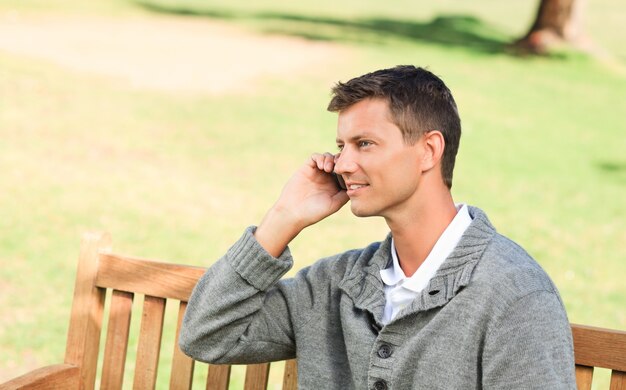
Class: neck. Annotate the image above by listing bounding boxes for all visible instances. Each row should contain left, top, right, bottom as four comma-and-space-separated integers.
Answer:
385, 187, 457, 277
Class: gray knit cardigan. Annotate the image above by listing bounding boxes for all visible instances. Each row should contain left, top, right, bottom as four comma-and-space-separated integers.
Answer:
180, 206, 576, 389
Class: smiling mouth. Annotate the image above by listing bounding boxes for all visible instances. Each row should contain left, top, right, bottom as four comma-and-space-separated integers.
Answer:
346, 183, 369, 196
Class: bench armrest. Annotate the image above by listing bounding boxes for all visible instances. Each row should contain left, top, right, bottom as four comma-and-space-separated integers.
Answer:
0, 364, 80, 390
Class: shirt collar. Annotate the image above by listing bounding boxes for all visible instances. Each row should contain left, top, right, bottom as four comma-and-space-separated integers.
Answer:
380, 237, 405, 286
380, 204, 473, 291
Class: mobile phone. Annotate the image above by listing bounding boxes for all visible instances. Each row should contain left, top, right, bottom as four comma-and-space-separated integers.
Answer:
332, 172, 347, 190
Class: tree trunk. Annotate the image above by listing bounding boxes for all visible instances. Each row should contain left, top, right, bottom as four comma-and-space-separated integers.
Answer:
514, 0, 589, 54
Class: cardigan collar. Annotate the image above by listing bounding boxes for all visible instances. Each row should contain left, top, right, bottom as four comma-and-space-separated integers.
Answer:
338, 206, 496, 326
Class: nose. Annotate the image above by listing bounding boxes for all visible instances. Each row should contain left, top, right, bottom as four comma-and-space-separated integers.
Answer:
334, 150, 358, 175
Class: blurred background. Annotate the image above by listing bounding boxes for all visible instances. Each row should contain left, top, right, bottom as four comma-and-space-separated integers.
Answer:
1, 0, 624, 388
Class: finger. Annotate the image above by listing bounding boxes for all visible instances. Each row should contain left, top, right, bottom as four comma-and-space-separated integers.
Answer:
323, 152, 335, 173
310, 153, 325, 170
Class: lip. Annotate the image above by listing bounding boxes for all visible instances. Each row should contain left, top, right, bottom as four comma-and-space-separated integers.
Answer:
345, 182, 369, 196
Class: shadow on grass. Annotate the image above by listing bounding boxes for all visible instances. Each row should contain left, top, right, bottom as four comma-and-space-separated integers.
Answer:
596, 161, 626, 184
133, 1, 511, 55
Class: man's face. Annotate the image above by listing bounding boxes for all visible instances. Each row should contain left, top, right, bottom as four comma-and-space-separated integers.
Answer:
335, 98, 424, 219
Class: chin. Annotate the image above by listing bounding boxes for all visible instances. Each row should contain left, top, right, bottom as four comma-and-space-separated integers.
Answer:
350, 202, 379, 218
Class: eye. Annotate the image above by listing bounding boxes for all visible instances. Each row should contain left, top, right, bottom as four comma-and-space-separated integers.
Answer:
337, 144, 344, 151
358, 140, 373, 148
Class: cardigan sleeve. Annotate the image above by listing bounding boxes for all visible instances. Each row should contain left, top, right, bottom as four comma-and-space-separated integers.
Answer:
178, 226, 299, 364
482, 290, 577, 389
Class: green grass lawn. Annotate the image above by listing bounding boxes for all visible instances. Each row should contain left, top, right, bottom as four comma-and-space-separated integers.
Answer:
0, 0, 624, 389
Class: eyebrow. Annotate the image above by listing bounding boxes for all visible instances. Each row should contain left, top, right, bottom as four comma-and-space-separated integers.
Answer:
336, 133, 379, 144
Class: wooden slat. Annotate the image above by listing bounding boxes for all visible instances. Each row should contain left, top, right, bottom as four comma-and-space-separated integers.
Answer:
100, 290, 134, 390
64, 232, 111, 390
206, 365, 231, 390
575, 365, 594, 390
0, 364, 79, 390
133, 295, 166, 390
96, 253, 206, 301
282, 359, 298, 390
610, 371, 626, 390
170, 301, 195, 390
243, 363, 270, 390
572, 324, 626, 371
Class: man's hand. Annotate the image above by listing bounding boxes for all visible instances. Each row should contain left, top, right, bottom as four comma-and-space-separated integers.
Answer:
254, 153, 349, 257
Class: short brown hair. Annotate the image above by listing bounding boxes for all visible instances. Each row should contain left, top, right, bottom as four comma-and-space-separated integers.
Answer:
328, 65, 461, 189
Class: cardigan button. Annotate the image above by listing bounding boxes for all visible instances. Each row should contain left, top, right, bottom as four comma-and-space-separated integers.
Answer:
373, 380, 388, 390
377, 344, 392, 359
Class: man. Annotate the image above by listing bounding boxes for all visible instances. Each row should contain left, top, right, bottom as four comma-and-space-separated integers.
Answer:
180, 65, 576, 389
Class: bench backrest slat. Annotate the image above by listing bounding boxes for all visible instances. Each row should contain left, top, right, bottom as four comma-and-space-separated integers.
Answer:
575, 364, 594, 390
282, 359, 298, 390
64, 232, 111, 390
207, 364, 231, 389
170, 301, 195, 390
96, 253, 204, 301
572, 324, 626, 371
610, 371, 626, 390
132, 295, 166, 389
244, 363, 271, 390
100, 290, 134, 390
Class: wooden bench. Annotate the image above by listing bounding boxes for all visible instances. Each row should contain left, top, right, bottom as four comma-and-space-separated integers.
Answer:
0, 232, 625, 389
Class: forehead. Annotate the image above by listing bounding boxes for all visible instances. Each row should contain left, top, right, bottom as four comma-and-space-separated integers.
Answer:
336, 98, 401, 141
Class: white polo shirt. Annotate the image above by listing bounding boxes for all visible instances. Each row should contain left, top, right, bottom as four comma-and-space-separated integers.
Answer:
380, 204, 473, 324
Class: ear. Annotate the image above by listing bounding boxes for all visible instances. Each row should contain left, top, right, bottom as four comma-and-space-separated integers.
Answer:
420, 131, 445, 172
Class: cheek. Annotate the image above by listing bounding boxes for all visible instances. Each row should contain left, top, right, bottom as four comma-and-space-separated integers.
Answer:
388, 153, 421, 181
361, 147, 421, 185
